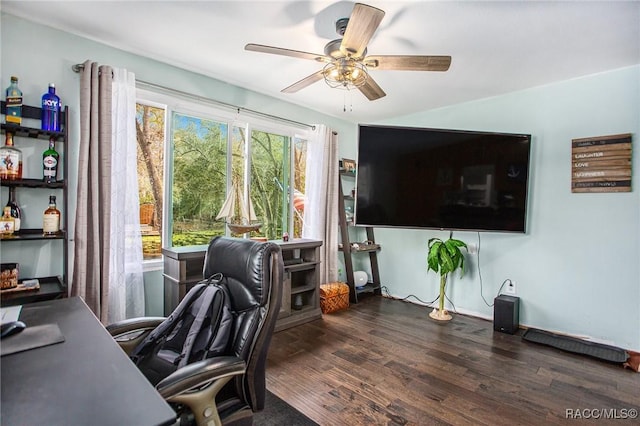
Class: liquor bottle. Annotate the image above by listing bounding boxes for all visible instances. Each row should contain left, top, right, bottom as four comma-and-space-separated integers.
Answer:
43, 137, 59, 183
0, 132, 23, 180
5, 187, 21, 233
41, 83, 61, 131
5, 76, 22, 125
0, 206, 16, 236
43, 195, 61, 235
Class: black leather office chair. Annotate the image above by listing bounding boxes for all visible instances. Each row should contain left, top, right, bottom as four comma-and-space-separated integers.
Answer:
107, 236, 283, 426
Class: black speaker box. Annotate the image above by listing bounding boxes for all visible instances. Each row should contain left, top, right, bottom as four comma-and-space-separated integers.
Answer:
494, 295, 520, 334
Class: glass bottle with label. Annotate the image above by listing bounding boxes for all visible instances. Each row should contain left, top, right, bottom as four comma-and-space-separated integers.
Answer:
5, 76, 22, 125
43, 137, 59, 183
0, 132, 23, 180
43, 195, 61, 235
0, 206, 16, 236
41, 83, 61, 132
5, 187, 21, 233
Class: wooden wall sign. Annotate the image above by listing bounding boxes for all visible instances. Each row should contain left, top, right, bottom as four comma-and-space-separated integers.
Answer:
571, 133, 632, 193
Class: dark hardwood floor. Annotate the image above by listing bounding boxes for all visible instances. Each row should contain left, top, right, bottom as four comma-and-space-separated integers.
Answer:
265, 296, 639, 425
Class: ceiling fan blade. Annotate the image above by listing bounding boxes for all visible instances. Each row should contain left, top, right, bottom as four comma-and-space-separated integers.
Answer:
245, 43, 328, 62
281, 70, 325, 93
365, 55, 452, 71
340, 3, 385, 58
358, 75, 386, 101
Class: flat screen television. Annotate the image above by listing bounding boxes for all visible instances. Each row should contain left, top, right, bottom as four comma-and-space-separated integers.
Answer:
355, 124, 531, 233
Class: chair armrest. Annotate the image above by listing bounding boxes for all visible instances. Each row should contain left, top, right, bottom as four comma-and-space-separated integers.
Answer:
106, 317, 166, 336
156, 356, 246, 426
156, 355, 246, 399
106, 317, 165, 355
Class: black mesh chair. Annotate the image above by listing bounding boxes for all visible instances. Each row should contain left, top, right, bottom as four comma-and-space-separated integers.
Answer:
107, 236, 283, 425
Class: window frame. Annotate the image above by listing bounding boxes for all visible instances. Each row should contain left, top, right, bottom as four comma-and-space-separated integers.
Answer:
136, 88, 309, 267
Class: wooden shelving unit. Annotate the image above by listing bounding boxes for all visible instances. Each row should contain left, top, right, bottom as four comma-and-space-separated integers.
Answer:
276, 238, 323, 331
161, 244, 210, 315
162, 238, 323, 331
338, 167, 382, 303
1, 101, 68, 306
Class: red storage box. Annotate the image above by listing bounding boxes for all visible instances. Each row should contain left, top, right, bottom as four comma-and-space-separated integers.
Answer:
320, 282, 349, 314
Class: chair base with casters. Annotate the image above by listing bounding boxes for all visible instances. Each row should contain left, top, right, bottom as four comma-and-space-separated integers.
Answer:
107, 236, 283, 426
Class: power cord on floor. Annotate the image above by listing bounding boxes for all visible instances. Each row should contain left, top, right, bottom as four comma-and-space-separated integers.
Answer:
381, 285, 459, 314
380, 285, 438, 306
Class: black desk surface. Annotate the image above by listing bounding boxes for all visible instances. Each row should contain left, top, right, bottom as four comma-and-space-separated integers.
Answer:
1, 297, 176, 426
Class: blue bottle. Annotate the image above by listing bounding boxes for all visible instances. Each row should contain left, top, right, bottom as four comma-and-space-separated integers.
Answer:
5, 76, 23, 125
41, 83, 61, 132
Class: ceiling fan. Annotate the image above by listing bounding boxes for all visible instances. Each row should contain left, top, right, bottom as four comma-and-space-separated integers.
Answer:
245, 3, 451, 101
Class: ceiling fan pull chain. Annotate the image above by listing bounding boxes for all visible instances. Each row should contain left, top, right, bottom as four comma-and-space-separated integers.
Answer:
342, 92, 355, 113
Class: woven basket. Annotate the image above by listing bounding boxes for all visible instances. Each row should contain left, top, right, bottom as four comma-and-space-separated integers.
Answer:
320, 282, 349, 314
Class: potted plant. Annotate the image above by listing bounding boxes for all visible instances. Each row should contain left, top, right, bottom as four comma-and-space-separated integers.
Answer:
427, 235, 467, 321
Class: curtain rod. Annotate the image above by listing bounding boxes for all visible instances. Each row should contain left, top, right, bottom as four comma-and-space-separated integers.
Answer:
72, 63, 316, 130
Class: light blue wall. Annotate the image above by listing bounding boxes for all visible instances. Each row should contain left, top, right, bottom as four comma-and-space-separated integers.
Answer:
367, 66, 639, 350
1, 13, 356, 315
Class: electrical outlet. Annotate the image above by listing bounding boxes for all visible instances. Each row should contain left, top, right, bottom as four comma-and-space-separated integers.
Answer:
505, 280, 516, 295
467, 243, 478, 254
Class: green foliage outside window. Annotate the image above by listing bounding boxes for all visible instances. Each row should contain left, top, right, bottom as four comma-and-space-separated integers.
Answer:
137, 102, 307, 259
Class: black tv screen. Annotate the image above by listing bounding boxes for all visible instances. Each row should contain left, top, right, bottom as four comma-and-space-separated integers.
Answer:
355, 125, 531, 233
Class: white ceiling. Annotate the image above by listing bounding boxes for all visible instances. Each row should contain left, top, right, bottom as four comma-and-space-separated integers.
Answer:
3, 1, 639, 123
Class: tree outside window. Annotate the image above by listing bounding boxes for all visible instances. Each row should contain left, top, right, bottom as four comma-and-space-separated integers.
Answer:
136, 98, 307, 260
136, 103, 164, 259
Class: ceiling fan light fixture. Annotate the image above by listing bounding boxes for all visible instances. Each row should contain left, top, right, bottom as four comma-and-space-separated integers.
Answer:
322, 59, 369, 90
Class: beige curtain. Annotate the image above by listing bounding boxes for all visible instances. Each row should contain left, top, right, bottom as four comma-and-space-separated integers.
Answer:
302, 125, 339, 283
71, 60, 113, 321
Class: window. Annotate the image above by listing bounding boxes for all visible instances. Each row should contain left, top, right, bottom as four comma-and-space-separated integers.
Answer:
135, 90, 308, 261
171, 112, 228, 247
136, 102, 165, 260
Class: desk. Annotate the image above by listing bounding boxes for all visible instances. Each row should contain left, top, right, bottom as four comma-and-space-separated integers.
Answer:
1, 297, 176, 426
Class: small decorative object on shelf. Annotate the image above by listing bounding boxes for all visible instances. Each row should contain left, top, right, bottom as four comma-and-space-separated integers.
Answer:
1, 263, 19, 290
43, 195, 61, 235
342, 158, 356, 173
5, 76, 22, 125
350, 241, 380, 252
216, 181, 261, 235
5, 187, 21, 233
42, 137, 59, 183
293, 293, 303, 310
345, 206, 354, 224
41, 83, 61, 132
282, 232, 289, 242
0, 276, 40, 294
1, 206, 16, 236
0, 132, 23, 180
354, 270, 368, 288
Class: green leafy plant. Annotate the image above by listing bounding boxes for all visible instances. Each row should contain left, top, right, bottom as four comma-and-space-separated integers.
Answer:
427, 236, 468, 320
